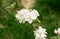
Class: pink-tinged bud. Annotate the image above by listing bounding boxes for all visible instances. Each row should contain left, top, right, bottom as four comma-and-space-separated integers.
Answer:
54, 28, 60, 35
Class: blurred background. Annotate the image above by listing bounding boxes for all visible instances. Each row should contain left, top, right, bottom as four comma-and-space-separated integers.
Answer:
0, 0, 60, 39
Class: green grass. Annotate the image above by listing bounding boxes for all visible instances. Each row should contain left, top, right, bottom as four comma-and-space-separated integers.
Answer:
0, 0, 60, 39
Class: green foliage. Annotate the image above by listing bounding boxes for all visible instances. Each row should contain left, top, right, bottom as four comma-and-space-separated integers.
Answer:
0, 0, 60, 39
34, 0, 60, 37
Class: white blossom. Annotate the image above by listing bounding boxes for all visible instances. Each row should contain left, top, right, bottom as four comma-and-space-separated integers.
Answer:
15, 9, 39, 24
34, 26, 47, 39
30, 9, 39, 19
54, 28, 60, 35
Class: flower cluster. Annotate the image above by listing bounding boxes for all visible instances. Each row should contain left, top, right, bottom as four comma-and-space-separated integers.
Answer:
15, 9, 39, 24
34, 26, 47, 39
54, 28, 60, 35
